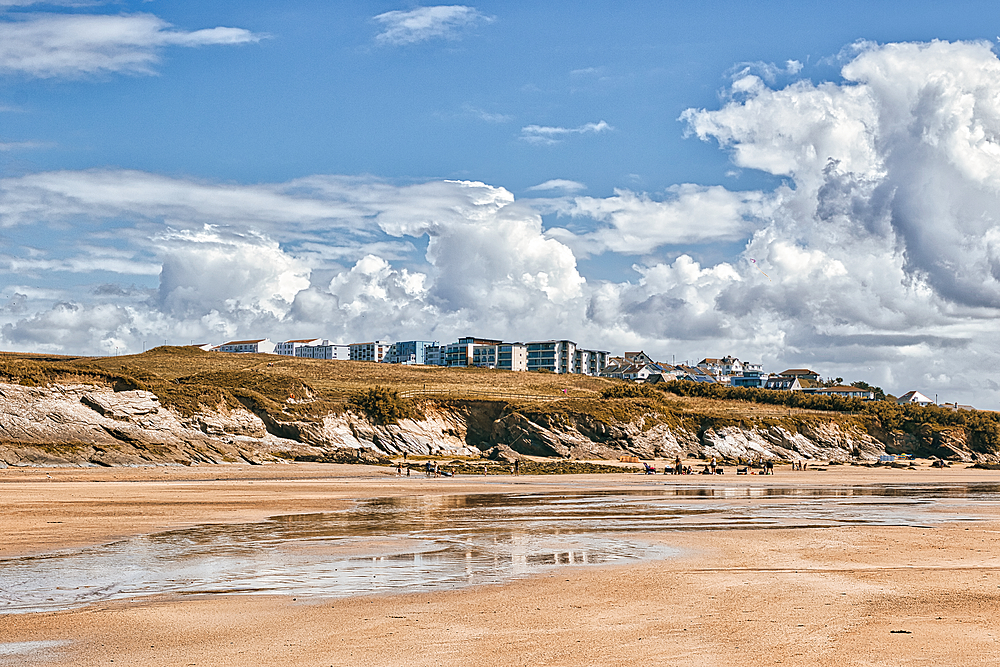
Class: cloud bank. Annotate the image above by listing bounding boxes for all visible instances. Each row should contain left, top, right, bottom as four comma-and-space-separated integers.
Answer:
3, 39, 1000, 405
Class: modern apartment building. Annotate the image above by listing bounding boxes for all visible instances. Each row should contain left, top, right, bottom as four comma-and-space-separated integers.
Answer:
496, 343, 528, 371
296, 342, 350, 359
217, 339, 276, 354
443, 336, 503, 367
275, 339, 324, 356
526, 340, 576, 373
382, 340, 439, 365
575, 348, 609, 376
349, 340, 392, 363
524, 340, 609, 374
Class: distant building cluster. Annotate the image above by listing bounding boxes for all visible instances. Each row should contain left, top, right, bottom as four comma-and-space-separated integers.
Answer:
198, 338, 945, 404
201, 335, 610, 376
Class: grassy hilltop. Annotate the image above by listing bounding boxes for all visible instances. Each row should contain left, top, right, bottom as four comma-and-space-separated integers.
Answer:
0, 346, 998, 458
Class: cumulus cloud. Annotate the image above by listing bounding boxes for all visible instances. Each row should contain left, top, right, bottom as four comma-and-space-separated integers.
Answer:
520, 120, 612, 145
684, 39, 1000, 311
155, 228, 311, 319
0, 12, 262, 78
7, 40, 1000, 405
373, 5, 492, 46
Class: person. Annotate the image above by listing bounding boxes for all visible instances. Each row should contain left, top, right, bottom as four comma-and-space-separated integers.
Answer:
514, 459, 520, 476
434, 462, 440, 477
396, 462, 402, 477
406, 466, 411, 477
425, 460, 433, 477
674, 456, 682, 475
710, 456, 717, 473
766, 459, 774, 475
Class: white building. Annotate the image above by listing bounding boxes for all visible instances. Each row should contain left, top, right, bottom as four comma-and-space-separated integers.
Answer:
897, 390, 935, 406
275, 339, 325, 356
526, 340, 608, 374
297, 342, 350, 360
349, 340, 392, 363
442, 336, 503, 367
382, 341, 439, 365
217, 339, 276, 354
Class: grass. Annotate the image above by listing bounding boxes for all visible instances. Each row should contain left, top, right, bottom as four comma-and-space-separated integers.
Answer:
0, 347, 863, 429
2, 347, 993, 456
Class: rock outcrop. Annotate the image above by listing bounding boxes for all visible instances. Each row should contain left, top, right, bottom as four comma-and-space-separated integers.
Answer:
0, 381, 988, 468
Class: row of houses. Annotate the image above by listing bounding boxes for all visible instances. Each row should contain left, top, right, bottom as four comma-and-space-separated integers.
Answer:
598, 353, 881, 399
204, 339, 944, 406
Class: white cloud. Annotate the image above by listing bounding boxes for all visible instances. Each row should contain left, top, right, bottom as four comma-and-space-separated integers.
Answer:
543, 185, 767, 255
373, 5, 492, 46
8, 41, 1000, 406
0, 13, 263, 78
526, 179, 586, 193
462, 104, 512, 123
520, 120, 612, 145
155, 228, 311, 319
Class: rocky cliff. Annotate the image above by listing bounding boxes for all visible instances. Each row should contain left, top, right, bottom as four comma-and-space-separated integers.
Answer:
0, 382, 981, 468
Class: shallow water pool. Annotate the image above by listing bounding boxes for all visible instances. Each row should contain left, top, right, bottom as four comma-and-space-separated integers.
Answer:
1, 483, 995, 614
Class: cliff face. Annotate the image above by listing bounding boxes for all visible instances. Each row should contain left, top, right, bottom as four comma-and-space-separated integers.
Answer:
0, 382, 979, 468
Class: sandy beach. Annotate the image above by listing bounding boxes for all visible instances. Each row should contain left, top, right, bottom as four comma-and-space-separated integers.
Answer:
3, 462, 1000, 666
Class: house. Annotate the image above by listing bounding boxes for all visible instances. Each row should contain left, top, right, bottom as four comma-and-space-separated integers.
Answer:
675, 365, 718, 383
382, 341, 439, 365
764, 376, 802, 391
624, 351, 656, 366
778, 368, 822, 382
897, 390, 934, 406
297, 342, 350, 360
697, 355, 745, 377
218, 339, 276, 354
812, 385, 875, 400
349, 340, 392, 363
731, 369, 766, 388
275, 339, 324, 356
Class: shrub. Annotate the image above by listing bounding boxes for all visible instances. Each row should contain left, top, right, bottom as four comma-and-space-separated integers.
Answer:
349, 385, 413, 425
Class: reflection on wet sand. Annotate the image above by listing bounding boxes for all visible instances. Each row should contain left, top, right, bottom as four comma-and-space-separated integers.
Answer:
1, 483, 997, 615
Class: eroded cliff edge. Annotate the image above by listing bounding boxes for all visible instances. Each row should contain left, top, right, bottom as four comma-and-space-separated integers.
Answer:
0, 382, 984, 468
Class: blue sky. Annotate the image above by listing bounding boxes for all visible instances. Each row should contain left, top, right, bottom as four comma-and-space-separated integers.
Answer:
2, 1, 1000, 406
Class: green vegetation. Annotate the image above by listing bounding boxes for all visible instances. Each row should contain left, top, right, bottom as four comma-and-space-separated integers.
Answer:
348, 386, 414, 425
655, 380, 1000, 453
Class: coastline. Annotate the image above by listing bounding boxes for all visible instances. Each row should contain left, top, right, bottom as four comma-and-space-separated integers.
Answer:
3, 463, 1000, 665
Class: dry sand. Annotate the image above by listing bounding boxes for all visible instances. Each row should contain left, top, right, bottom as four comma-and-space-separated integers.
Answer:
3, 462, 1000, 666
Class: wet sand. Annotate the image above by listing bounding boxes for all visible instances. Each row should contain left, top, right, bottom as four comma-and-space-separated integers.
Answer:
3, 463, 1000, 666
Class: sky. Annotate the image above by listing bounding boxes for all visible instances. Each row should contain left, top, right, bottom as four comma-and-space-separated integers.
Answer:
1, 1, 1000, 407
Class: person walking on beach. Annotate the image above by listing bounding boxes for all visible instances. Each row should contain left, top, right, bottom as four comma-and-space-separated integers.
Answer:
514, 459, 520, 476
674, 456, 682, 475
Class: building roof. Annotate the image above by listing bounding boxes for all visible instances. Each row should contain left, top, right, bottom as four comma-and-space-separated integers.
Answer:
779, 368, 820, 376
765, 377, 801, 390
897, 390, 934, 405
222, 339, 266, 345
282, 338, 321, 344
